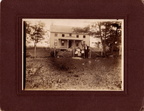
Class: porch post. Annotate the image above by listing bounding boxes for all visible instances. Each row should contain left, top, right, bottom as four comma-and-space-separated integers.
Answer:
73, 40, 76, 57
74, 40, 75, 48
67, 39, 69, 48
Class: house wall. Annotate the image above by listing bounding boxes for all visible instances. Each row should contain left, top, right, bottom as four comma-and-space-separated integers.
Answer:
50, 33, 59, 48
50, 32, 90, 48
90, 37, 103, 51
70, 34, 90, 46
59, 40, 68, 48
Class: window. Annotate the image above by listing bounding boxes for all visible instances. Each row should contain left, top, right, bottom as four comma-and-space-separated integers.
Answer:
55, 33, 58, 37
61, 40, 65, 46
69, 33, 72, 36
62, 34, 65, 37
62, 43, 64, 46
83, 35, 86, 38
76, 35, 79, 38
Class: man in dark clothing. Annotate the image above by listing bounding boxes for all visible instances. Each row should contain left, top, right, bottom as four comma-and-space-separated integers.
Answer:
87, 46, 90, 58
84, 45, 88, 58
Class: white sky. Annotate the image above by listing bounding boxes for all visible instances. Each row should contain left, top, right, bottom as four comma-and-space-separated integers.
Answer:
23, 19, 124, 31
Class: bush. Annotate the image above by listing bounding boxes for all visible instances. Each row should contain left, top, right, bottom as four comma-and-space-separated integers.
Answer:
50, 49, 59, 57
26, 52, 31, 57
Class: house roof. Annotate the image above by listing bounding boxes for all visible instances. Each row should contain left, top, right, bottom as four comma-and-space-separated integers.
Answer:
50, 25, 74, 33
50, 25, 89, 35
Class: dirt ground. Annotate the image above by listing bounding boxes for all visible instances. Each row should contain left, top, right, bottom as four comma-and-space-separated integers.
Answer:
25, 49, 123, 91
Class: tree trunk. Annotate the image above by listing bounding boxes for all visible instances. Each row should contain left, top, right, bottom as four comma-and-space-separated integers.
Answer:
100, 36, 104, 56
111, 43, 114, 54
111, 28, 118, 55
103, 30, 107, 57
34, 42, 37, 58
98, 23, 105, 57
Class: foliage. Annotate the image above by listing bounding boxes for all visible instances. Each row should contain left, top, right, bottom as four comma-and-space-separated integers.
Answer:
73, 21, 122, 56
24, 21, 46, 57
24, 21, 46, 44
101, 22, 122, 46
73, 26, 90, 34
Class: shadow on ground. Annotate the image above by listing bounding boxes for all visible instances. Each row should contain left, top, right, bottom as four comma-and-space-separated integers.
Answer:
25, 55, 122, 91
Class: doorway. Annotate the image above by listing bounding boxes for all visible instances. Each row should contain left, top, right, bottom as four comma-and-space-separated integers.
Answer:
69, 40, 73, 48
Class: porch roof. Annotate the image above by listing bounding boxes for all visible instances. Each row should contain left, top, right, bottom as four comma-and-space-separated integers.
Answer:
58, 37, 83, 41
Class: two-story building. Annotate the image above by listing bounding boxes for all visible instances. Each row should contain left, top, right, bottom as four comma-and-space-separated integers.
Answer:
49, 25, 90, 49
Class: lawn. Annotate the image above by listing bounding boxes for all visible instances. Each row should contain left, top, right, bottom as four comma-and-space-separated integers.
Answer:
24, 48, 123, 91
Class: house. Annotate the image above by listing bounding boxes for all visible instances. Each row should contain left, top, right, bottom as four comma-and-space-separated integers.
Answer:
89, 36, 103, 52
49, 25, 90, 49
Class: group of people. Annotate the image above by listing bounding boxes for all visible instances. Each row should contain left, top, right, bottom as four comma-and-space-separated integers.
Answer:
74, 45, 90, 58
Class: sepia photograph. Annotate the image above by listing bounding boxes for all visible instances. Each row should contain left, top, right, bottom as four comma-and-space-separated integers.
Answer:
22, 19, 124, 91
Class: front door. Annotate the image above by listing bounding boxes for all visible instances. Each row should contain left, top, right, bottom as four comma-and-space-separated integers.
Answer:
69, 40, 73, 48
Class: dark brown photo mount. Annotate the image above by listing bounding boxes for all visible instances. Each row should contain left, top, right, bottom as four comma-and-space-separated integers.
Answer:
17, 15, 127, 96
1, 0, 144, 111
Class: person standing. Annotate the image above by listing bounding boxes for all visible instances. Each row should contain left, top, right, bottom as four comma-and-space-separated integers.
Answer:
84, 44, 88, 58
87, 46, 91, 58
81, 48, 85, 58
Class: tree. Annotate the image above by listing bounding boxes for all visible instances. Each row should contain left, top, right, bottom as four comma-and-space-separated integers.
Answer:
73, 21, 122, 57
99, 22, 121, 56
109, 23, 121, 54
24, 21, 46, 58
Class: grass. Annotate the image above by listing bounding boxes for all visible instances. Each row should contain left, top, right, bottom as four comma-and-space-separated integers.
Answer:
24, 47, 123, 91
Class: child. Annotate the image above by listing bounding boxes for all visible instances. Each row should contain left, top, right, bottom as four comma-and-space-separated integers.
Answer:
81, 49, 85, 58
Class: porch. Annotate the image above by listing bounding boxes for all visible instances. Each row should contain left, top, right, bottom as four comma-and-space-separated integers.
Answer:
58, 37, 83, 49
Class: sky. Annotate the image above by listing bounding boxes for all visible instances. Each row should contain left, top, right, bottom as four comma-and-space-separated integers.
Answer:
23, 19, 124, 31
